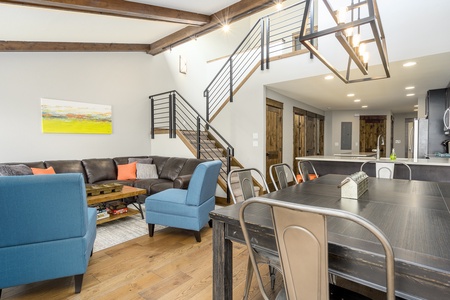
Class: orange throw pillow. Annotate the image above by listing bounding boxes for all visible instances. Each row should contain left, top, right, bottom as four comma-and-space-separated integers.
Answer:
117, 162, 137, 180
31, 166, 56, 175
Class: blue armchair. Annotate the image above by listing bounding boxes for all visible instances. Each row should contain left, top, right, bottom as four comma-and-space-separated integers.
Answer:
145, 160, 222, 242
0, 173, 97, 296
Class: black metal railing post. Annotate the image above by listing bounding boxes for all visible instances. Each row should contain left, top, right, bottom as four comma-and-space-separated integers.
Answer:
204, 89, 210, 122
260, 19, 265, 70
229, 59, 234, 103
150, 96, 155, 138
168, 93, 173, 138
196, 116, 201, 159
266, 18, 270, 69
226, 147, 232, 203
172, 94, 177, 138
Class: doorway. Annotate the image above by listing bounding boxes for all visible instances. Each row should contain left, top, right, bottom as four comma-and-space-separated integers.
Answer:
359, 115, 386, 156
266, 99, 283, 181
405, 118, 414, 158
293, 107, 324, 173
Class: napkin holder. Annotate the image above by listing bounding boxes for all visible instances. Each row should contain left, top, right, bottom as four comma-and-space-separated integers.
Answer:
339, 171, 368, 199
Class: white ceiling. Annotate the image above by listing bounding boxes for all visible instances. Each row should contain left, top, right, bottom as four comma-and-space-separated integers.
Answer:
1, 0, 449, 114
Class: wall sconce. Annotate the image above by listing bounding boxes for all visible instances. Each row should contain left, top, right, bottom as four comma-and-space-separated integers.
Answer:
298, 0, 390, 84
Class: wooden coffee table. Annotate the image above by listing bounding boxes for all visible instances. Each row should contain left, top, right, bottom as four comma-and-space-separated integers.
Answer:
87, 185, 146, 225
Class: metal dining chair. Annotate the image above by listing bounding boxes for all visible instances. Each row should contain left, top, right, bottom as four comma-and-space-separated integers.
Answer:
297, 160, 319, 182
269, 163, 298, 191
360, 160, 412, 180
227, 168, 277, 299
240, 197, 396, 300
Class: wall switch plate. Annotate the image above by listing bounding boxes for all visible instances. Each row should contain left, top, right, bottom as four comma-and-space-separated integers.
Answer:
395, 140, 401, 144
252, 133, 258, 139
253, 141, 258, 147
335, 142, 339, 146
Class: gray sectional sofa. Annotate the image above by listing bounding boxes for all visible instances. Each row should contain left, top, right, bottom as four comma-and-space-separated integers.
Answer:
0, 156, 208, 204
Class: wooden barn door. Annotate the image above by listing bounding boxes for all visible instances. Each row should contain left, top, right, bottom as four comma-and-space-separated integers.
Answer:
266, 99, 283, 180
360, 115, 386, 156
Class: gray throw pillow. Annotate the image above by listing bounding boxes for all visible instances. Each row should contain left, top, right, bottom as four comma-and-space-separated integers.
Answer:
128, 157, 153, 164
0, 164, 33, 176
136, 163, 158, 179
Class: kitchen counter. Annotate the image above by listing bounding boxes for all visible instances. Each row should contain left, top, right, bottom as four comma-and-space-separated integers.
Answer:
333, 152, 376, 157
296, 156, 450, 182
298, 156, 450, 166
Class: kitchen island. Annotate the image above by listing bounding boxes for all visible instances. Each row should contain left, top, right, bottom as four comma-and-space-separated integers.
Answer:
296, 156, 450, 182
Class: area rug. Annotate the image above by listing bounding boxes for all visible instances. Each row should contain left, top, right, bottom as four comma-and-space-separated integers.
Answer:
93, 204, 223, 252
93, 213, 165, 252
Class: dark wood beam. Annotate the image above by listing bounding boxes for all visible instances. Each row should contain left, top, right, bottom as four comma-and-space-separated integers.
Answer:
148, 0, 281, 55
0, 41, 150, 52
0, 0, 210, 25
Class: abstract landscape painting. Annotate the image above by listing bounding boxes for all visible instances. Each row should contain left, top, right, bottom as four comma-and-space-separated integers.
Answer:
41, 98, 112, 134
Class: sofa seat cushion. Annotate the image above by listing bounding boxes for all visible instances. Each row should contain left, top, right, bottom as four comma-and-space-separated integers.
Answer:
134, 178, 172, 194
94, 179, 134, 187
82, 158, 116, 183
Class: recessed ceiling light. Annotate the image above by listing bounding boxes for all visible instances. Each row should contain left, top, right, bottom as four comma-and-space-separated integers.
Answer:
414, 104, 418, 107
405, 86, 415, 90
406, 93, 415, 97
354, 99, 361, 102
222, 24, 230, 32
403, 61, 416, 67
275, 2, 283, 10
362, 105, 368, 108
347, 93, 355, 97
414, 108, 418, 112
324, 75, 334, 80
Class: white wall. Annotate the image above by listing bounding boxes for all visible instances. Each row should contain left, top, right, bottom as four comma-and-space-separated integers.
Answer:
0, 52, 173, 162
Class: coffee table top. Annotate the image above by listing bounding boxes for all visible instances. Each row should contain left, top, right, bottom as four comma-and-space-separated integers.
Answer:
87, 185, 146, 206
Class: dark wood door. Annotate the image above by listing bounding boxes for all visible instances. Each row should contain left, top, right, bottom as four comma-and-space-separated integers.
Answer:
266, 99, 283, 180
305, 113, 316, 156
359, 115, 386, 156
293, 109, 305, 173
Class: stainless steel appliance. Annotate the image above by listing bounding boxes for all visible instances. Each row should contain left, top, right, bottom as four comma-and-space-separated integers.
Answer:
412, 118, 429, 160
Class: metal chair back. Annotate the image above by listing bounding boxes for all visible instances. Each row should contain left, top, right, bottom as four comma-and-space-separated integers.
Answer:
227, 168, 270, 204
297, 160, 319, 182
360, 161, 412, 180
269, 163, 298, 191
240, 197, 396, 300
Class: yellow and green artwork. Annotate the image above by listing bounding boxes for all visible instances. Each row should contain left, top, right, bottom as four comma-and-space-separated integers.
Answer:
41, 98, 112, 134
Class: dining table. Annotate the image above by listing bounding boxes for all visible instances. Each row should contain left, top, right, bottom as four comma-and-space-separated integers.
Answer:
209, 174, 450, 300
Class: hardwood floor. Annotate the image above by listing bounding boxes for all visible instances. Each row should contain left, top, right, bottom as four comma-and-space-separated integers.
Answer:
1, 226, 283, 300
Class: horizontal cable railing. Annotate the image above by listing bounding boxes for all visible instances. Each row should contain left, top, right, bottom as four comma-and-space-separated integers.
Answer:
204, 1, 308, 121
150, 91, 234, 185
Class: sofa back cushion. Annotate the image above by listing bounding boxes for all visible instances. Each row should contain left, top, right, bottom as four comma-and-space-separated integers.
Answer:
82, 158, 116, 183
178, 158, 209, 176
113, 156, 150, 166
149, 156, 170, 176
44, 160, 88, 182
159, 157, 188, 181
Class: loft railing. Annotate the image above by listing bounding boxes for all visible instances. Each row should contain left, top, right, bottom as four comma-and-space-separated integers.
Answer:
204, 1, 311, 121
150, 90, 234, 184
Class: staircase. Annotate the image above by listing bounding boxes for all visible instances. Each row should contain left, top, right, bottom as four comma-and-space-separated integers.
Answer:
150, 2, 311, 201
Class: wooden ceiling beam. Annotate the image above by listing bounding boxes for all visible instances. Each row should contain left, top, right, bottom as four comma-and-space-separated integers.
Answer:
0, 41, 150, 52
0, 0, 210, 25
148, 0, 282, 55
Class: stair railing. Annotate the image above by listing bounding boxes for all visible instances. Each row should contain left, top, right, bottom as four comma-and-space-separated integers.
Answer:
204, 1, 310, 122
150, 90, 234, 184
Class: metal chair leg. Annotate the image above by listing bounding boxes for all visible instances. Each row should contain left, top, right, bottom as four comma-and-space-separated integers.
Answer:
269, 265, 276, 290
243, 257, 253, 300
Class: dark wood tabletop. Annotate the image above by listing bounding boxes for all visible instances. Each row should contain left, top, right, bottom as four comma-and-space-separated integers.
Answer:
210, 174, 450, 300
